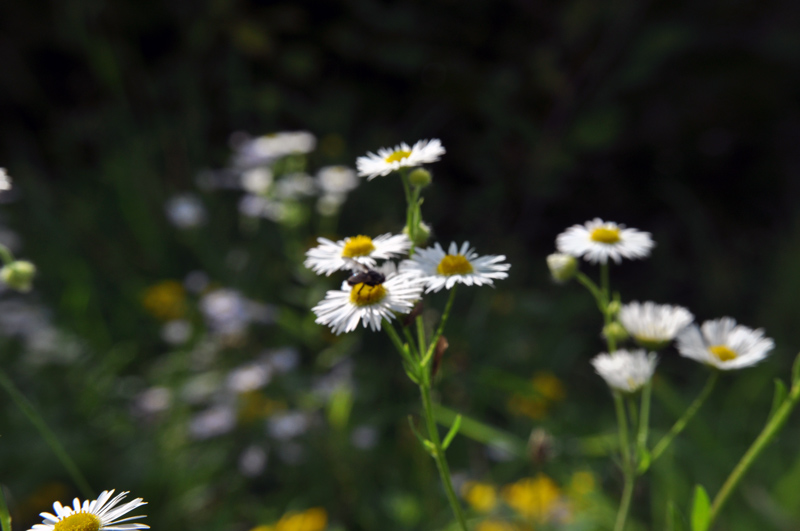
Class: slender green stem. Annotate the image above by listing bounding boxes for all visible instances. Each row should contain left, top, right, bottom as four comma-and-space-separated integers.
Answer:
650, 370, 718, 464
422, 287, 458, 367
0, 369, 93, 498
707, 377, 800, 526
575, 271, 605, 312
416, 315, 427, 361
0, 485, 11, 531
613, 391, 634, 531
403, 326, 421, 360
383, 321, 415, 367
419, 382, 469, 531
637, 380, 652, 460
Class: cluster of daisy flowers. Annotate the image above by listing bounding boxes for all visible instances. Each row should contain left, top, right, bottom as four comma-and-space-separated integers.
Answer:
547, 218, 776, 393
304, 138, 509, 336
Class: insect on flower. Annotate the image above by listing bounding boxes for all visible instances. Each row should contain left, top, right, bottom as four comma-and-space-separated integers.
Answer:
345, 259, 386, 296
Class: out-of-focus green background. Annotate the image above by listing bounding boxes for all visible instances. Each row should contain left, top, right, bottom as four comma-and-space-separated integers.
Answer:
2, 0, 800, 530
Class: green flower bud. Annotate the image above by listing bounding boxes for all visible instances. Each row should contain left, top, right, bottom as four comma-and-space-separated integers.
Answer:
602, 322, 629, 343
547, 253, 577, 283
408, 168, 432, 188
607, 300, 621, 317
403, 221, 432, 247
1, 260, 36, 292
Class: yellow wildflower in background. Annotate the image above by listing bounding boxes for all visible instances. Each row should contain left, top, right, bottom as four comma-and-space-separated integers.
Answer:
474, 520, 523, 531
507, 371, 566, 420
502, 474, 562, 522
142, 280, 187, 320
567, 470, 597, 513
250, 508, 328, 531
460, 481, 498, 513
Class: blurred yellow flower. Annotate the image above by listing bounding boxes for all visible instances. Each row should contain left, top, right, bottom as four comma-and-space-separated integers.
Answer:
474, 520, 522, 531
142, 280, 187, 320
502, 474, 562, 522
461, 481, 498, 513
251, 508, 328, 531
507, 371, 566, 420
567, 470, 597, 512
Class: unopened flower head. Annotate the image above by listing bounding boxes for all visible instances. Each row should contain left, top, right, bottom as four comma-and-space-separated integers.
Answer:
619, 301, 694, 350
591, 349, 658, 393
29, 489, 149, 531
556, 218, 654, 264
400, 241, 510, 293
304, 233, 412, 276
356, 139, 445, 180
546, 253, 577, 283
312, 274, 424, 335
676, 317, 774, 370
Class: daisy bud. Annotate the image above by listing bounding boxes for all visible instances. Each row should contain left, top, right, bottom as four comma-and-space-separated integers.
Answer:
607, 300, 621, 316
408, 168, 432, 188
602, 322, 629, 343
1, 260, 36, 292
546, 253, 577, 283
403, 221, 432, 247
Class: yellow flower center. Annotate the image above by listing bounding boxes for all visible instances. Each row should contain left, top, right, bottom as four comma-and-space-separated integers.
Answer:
349, 283, 387, 306
53, 513, 101, 531
709, 345, 737, 362
590, 227, 621, 244
437, 254, 474, 276
384, 150, 411, 163
341, 235, 376, 258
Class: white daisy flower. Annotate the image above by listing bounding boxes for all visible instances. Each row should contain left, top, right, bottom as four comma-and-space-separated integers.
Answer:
676, 317, 774, 370
304, 233, 412, 276
312, 274, 424, 335
556, 218, 654, 264
591, 349, 658, 393
356, 139, 445, 180
619, 301, 694, 350
29, 489, 149, 531
400, 241, 510, 293
316, 165, 359, 195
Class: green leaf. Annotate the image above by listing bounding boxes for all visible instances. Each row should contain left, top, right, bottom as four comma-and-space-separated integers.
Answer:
441, 414, 462, 450
691, 485, 711, 531
769, 379, 788, 422
402, 361, 420, 384
407, 416, 432, 455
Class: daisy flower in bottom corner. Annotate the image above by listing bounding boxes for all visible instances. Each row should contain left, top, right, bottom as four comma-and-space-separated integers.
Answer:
29, 489, 149, 531
400, 241, 510, 293
312, 273, 424, 335
676, 317, 774, 370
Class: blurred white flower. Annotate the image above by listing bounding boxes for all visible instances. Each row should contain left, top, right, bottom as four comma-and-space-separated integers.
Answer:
238, 445, 268, 477
357, 139, 445, 180
238, 194, 288, 222
200, 288, 249, 336
351, 425, 379, 450
241, 167, 273, 194
267, 411, 311, 440
227, 361, 273, 393
161, 319, 192, 345
165, 194, 206, 229
619, 301, 694, 349
0, 168, 11, 191
556, 218, 654, 264
316, 165, 358, 195
181, 372, 223, 405
265, 347, 300, 374
591, 349, 658, 393
232, 131, 317, 167
274, 173, 316, 200
189, 405, 236, 440
676, 317, 774, 370
134, 386, 172, 416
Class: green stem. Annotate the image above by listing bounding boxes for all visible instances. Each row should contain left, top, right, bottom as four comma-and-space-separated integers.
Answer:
650, 370, 718, 465
419, 382, 469, 531
613, 391, 634, 531
575, 271, 605, 313
0, 369, 93, 498
637, 380, 652, 460
422, 287, 458, 367
707, 377, 800, 527
0, 485, 11, 531
416, 315, 427, 361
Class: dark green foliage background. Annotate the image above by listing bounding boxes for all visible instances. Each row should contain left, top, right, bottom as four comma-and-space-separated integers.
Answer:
2, 0, 800, 529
